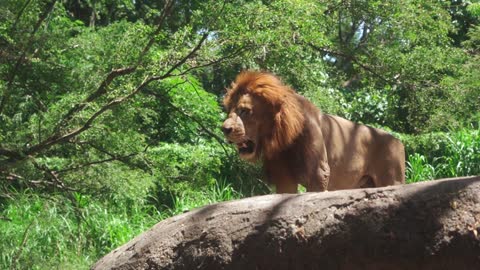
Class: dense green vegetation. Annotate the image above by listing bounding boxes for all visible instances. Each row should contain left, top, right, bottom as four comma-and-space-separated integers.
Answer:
1, 0, 479, 268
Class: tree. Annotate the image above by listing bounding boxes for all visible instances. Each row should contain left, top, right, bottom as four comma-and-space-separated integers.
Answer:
307, 0, 477, 132
0, 0, 239, 193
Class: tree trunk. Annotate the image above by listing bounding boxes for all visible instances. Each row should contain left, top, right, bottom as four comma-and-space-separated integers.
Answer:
92, 177, 480, 270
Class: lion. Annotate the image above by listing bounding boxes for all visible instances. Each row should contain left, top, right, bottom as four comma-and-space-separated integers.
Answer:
222, 71, 405, 193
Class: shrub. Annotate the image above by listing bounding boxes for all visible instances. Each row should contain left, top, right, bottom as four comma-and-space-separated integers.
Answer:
402, 126, 480, 182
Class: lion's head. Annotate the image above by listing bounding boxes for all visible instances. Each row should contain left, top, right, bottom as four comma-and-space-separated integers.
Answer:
222, 71, 305, 161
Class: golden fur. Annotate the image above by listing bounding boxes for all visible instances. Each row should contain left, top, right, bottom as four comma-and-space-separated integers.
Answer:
222, 71, 405, 193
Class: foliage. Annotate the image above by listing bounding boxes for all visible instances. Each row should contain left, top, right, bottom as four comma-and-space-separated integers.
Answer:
0, 179, 244, 269
0, 191, 164, 269
403, 127, 480, 182
308, 0, 479, 133
341, 86, 394, 126
406, 153, 439, 183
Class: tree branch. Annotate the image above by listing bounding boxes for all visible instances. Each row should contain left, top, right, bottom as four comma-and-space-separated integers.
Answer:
141, 79, 232, 159
136, 0, 174, 65
52, 0, 175, 133
20, 27, 210, 160
0, 0, 58, 114
4, 7, 213, 171
26, 76, 152, 155
10, 0, 33, 33
0, 147, 24, 160
54, 66, 137, 132
30, 158, 76, 191
57, 153, 137, 174
308, 43, 396, 85
174, 46, 249, 78
155, 33, 210, 80
85, 142, 148, 172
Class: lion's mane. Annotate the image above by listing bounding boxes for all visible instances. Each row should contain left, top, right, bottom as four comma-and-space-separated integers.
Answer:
223, 71, 305, 158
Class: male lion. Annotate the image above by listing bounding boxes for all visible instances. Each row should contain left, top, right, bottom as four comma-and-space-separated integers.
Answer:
222, 71, 405, 193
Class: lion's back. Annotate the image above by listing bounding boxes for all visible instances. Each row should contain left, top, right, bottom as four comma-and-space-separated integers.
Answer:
319, 114, 405, 189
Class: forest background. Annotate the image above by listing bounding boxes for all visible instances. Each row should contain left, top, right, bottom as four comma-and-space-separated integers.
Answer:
1, 0, 479, 269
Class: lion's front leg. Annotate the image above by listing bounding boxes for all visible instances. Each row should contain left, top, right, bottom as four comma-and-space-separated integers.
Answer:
274, 172, 298, 193
265, 159, 299, 194
307, 160, 330, 192
275, 181, 298, 194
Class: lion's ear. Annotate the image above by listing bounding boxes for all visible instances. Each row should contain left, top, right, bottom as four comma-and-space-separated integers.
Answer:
223, 81, 239, 109
223, 84, 235, 109
265, 98, 304, 158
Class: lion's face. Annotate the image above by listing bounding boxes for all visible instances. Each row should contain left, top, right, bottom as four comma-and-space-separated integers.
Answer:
222, 71, 305, 161
222, 93, 272, 161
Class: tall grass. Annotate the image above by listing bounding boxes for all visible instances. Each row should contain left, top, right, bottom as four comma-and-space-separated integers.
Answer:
168, 180, 242, 216
441, 128, 480, 176
406, 153, 438, 183
0, 191, 165, 270
0, 180, 244, 269
405, 127, 480, 183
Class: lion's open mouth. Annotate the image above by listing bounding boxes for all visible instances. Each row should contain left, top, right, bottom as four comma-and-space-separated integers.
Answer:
236, 140, 255, 155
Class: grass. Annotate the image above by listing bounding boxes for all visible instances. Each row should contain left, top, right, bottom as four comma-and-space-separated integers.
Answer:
0, 180, 243, 269
406, 153, 438, 183
168, 180, 243, 216
0, 192, 163, 269
405, 126, 480, 183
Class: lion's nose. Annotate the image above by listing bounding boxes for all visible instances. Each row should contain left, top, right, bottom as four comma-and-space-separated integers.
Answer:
222, 126, 233, 135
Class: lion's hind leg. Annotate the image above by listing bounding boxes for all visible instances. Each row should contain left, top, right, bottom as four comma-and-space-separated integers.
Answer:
372, 153, 406, 187
358, 175, 375, 188
275, 180, 298, 194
